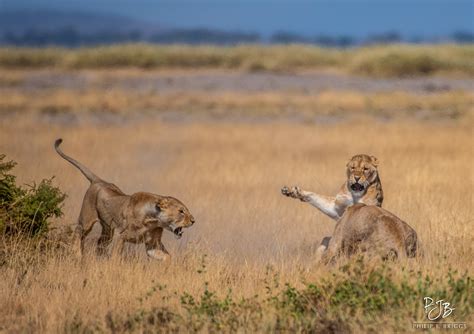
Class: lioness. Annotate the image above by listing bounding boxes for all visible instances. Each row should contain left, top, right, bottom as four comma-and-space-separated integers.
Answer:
54, 138, 195, 261
321, 204, 418, 264
281, 154, 383, 220
281, 154, 383, 257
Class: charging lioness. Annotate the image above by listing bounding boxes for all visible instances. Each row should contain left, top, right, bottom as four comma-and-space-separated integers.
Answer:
54, 138, 195, 261
281, 154, 383, 220
321, 203, 418, 264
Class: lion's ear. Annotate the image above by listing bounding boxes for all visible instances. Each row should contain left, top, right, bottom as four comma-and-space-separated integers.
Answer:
346, 157, 353, 167
370, 155, 379, 167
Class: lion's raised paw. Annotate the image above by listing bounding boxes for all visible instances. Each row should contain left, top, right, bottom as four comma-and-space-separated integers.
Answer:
281, 186, 302, 199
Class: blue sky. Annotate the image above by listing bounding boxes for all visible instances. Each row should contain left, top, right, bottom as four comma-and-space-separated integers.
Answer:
1, 0, 472, 38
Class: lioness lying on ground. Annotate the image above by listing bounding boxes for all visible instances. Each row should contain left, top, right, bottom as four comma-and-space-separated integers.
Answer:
55, 139, 195, 261
321, 203, 418, 263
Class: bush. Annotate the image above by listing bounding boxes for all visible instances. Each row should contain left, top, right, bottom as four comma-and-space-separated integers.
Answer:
0, 154, 66, 237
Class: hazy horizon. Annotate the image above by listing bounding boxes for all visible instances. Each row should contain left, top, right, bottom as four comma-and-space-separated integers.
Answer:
1, 0, 472, 38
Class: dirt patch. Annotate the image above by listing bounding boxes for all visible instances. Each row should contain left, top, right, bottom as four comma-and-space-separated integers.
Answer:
8, 69, 474, 93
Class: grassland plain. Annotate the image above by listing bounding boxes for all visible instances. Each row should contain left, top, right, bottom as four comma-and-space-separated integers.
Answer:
0, 69, 472, 123
0, 115, 472, 332
0, 53, 473, 332
0, 44, 473, 77
1, 87, 472, 121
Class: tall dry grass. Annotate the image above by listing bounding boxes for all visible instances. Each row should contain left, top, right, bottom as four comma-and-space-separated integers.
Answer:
0, 44, 473, 76
0, 116, 472, 332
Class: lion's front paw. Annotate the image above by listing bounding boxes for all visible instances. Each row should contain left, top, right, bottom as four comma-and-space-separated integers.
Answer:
147, 249, 171, 262
281, 186, 305, 200
281, 186, 292, 197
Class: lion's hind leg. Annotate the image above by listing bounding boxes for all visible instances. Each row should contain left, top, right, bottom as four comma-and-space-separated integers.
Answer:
75, 198, 99, 257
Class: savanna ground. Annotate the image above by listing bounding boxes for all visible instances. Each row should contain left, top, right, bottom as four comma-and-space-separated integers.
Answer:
0, 45, 473, 333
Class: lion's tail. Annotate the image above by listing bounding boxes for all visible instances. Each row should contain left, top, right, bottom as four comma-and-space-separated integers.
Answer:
54, 138, 102, 183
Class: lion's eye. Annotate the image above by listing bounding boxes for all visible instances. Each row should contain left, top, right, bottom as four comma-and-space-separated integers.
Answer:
179, 209, 185, 214
363, 167, 369, 171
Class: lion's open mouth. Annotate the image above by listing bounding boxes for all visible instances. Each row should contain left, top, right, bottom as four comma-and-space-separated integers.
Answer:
350, 183, 365, 192
173, 227, 183, 239
169, 223, 184, 239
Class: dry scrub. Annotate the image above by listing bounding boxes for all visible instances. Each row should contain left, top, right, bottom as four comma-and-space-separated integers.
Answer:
0, 44, 473, 77
0, 117, 472, 332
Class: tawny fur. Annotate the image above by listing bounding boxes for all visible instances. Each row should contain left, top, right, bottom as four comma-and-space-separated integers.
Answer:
321, 203, 418, 263
54, 138, 195, 261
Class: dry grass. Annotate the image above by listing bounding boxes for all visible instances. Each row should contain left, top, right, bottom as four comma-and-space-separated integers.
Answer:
0, 63, 472, 331
0, 116, 473, 332
0, 44, 473, 77
1, 87, 472, 121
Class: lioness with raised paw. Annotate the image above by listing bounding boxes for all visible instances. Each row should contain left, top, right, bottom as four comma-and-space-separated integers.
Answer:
281, 154, 383, 257
55, 138, 195, 261
281, 154, 383, 221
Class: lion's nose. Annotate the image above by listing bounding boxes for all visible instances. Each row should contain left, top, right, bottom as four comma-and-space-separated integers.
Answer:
190, 217, 196, 225
354, 176, 361, 182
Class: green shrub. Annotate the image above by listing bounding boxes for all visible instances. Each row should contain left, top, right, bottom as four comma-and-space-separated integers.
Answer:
0, 154, 66, 237
109, 259, 471, 332
272, 260, 472, 331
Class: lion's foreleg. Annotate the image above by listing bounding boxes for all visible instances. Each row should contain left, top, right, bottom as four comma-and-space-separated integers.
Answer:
321, 240, 340, 265
110, 233, 125, 259
96, 222, 113, 256
305, 193, 341, 220
281, 186, 340, 220
145, 229, 170, 262
315, 236, 331, 262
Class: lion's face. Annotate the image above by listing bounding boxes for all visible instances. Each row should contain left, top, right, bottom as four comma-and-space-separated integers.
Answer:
154, 196, 195, 239
136, 193, 195, 239
346, 155, 379, 195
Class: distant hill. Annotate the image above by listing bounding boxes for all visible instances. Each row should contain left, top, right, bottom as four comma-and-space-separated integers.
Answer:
0, 9, 472, 47
0, 9, 161, 35
0, 9, 262, 46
